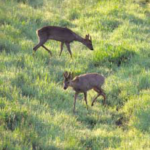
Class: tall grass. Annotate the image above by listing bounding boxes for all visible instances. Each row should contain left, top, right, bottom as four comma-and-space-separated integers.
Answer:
0, 0, 150, 149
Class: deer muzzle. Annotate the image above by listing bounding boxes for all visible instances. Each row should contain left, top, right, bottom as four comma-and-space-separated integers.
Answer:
64, 87, 66, 90
64, 86, 68, 90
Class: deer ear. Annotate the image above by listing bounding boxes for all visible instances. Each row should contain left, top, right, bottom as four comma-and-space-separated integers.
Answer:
85, 34, 88, 39
74, 77, 79, 82
70, 72, 73, 79
85, 34, 90, 40
68, 72, 72, 79
63, 72, 66, 78
63, 71, 68, 78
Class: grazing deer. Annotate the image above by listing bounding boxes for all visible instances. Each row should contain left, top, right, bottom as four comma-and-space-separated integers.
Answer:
33, 26, 93, 57
63, 71, 106, 113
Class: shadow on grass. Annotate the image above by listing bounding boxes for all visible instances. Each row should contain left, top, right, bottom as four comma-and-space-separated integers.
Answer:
1, 108, 61, 150
81, 134, 121, 150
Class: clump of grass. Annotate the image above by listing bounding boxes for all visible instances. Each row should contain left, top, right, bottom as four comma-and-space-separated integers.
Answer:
99, 18, 121, 32
93, 44, 136, 67
11, 73, 38, 97
123, 93, 150, 133
137, 71, 150, 91
133, 0, 150, 4
4, 110, 29, 131
105, 75, 138, 110
12, 0, 44, 8
68, 9, 80, 20
58, 19, 73, 27
0, 39, 20, 53
0, 85, 13, 101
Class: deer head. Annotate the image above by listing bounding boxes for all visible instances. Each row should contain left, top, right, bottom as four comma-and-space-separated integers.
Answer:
84, 34, 93, 50
63, 71, 73, 90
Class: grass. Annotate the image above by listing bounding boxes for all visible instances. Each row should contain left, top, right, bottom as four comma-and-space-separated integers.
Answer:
0, 0, 150, 149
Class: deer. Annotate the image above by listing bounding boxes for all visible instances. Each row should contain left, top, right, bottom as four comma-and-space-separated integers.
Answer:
33, 26, 93, 58
63, 71, 106, 113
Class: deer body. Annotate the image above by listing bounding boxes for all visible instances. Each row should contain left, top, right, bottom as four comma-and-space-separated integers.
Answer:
33, 26, 93, 57
40, 26, 76, 42
63, 72, 106, 113
70, 74, 104, 92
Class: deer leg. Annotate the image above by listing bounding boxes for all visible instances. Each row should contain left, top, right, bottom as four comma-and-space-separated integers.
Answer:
96, 87, 106, 105
65, 43, 72, 58
59, 42, 64, 56
91, 93, 100, 106
83, 92, 88, 110
33, 38, 47, 52
92, 87, 106, 106
42, 45, 52, 56
73, 92, 79, 113
100, 88, 106, 105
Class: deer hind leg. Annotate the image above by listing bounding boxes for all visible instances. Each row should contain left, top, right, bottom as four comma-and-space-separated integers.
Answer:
91, 87, 106, 106
91, 92, 100, 106
59, 42, 64, 56
65, 43, 72, 58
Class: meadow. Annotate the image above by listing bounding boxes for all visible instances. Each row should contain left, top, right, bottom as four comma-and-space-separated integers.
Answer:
0, 0, 150, 149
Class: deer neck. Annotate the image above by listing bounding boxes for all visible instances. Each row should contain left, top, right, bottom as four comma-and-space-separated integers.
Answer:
73, 33, 85, 44
70, 80, 77, 88
69, 78, 81, 92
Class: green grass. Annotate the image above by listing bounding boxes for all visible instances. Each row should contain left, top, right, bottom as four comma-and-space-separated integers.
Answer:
0, 0, 150, 149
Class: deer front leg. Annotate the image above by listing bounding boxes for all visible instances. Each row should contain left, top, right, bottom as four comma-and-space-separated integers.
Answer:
84, 92, 88, 110
59, 42, 64, 56
33, 38, 47, 52
65, 43, 72, 58
73, 92, 79, 113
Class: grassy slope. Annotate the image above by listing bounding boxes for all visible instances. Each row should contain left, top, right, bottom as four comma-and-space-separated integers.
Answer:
0, 0, 150, 149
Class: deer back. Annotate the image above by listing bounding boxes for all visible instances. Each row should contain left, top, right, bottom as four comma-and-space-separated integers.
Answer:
37, 26, 76, 42
72, 73, 104, 92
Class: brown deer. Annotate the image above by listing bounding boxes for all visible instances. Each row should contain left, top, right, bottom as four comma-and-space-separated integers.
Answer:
33, 26, 93, 57
63, 71, 106, 113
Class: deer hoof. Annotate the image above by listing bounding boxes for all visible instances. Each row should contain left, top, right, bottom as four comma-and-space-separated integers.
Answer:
33, 47, 36, 51
32, 51, 35, 56
103, 103, 106, 107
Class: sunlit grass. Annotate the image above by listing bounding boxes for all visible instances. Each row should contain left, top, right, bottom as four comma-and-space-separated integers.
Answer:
0, 0, 150, 149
